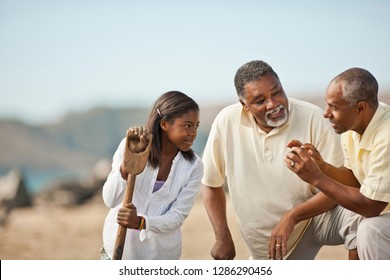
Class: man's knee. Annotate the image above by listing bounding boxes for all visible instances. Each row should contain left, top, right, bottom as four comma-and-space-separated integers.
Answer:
357, 218, 372, 241
357, 214, 390, 259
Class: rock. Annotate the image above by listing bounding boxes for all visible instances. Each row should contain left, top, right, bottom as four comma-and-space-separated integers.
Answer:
0, 169, 32, 207
0, 169, 32, 225
34, 158, 111, 207
35, 179, 98, 206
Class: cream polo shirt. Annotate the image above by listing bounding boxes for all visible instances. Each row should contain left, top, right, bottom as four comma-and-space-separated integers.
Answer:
201, 98, 343, 259
341, 102, 390, 211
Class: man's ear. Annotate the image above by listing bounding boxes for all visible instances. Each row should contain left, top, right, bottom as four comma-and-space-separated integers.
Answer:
239, 99, 249, 111
357, 101, 366, 113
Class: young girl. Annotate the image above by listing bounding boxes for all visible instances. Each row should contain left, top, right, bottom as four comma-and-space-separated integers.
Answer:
101, 91, 203, 260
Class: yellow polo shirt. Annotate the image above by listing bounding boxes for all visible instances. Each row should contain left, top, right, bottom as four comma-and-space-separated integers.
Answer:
342, 102, 390, 211
201, 98, 344, 259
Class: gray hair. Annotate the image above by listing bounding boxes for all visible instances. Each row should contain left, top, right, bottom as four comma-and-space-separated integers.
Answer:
332, 67, 378, 107
234, 60, 279, 100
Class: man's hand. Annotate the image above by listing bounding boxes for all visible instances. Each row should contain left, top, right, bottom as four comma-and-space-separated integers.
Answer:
211, 234, 236, 260
286, 140, 326, 171
268, 211, 297, 260
285, 145, 324, 186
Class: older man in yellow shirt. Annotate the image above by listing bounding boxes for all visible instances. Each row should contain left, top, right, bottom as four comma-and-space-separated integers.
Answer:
287, 67, 390, 259
202, 60, 363, 260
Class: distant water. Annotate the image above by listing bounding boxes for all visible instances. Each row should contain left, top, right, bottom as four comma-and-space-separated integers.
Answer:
23, 170, 83, 194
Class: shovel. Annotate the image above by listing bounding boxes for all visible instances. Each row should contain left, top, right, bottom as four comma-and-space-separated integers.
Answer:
112, 128, 153, 260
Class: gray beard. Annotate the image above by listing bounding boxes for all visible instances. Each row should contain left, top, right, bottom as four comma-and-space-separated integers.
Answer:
265, 105, 288, 127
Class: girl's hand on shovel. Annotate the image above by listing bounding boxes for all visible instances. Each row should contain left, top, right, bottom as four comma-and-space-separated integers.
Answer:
117, 203, 140, 229
119, 126, 152, 180
128, 126, 150, 153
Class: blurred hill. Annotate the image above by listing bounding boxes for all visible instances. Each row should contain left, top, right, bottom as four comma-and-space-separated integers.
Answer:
1, 93, 389, 193
0, 104, 228, 193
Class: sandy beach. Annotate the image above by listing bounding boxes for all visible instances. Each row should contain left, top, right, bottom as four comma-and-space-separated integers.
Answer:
0, 192, 347, 260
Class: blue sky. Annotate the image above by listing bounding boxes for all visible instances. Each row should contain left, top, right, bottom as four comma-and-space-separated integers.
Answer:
1, 0, 389, 124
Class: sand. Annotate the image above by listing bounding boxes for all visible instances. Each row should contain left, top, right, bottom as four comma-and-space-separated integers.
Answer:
0, 193, 347, 260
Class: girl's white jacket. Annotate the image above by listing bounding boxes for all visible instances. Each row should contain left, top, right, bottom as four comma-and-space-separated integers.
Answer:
102, 138, 203, 259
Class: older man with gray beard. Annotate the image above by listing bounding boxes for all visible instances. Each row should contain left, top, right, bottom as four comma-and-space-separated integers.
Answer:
201, 60, 363, 260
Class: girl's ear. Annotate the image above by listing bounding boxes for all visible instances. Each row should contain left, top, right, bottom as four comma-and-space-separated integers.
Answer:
160, 120, 169, 131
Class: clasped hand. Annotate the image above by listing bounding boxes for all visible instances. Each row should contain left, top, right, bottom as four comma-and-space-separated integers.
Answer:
284, 140, 325, 185
117, 203, 140, 229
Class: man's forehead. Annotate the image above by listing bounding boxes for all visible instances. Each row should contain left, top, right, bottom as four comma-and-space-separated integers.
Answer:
325, 83, 347, 104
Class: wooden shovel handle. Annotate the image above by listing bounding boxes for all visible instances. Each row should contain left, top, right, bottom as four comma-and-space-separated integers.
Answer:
112, 173, 136, 260
112, 128, 152, 260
